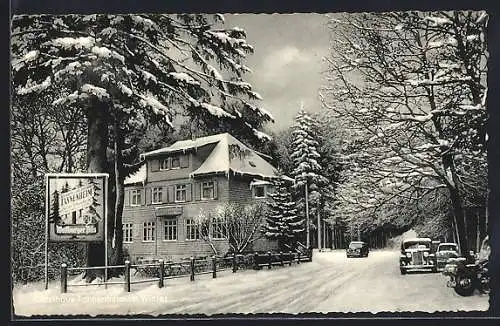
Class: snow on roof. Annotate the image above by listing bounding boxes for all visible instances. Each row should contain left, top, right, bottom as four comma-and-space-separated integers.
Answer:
138, 133, 290, 181
124, 164, 147, 185
190, 133, 283, 180
403, 237, 432, 243
249, 179, 272, 188
140, 133, 225, 159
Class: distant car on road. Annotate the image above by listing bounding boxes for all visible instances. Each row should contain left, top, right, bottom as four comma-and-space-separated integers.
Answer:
399, 237, 437, 274
435, 242, 460, 271
346, 241, 369, 258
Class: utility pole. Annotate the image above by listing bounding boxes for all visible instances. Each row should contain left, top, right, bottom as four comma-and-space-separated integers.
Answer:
305, 180, 310, 248
357, 223, 361, 241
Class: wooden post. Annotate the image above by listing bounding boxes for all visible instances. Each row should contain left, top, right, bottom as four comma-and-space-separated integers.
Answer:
267, 251, 272, 269
280, 251, 284, 266
288, 251, 292, 266
212, 256, 217, 278
124, 260, 130, 292
253, 252, 259, 270
60, 263, 67, 294
190, 257, 195, 281
232, 253, 237, 273
297, 251, 301, 264
158, 259, 164, 288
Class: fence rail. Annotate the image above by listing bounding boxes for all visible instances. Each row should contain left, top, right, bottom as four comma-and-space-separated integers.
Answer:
59, 249, 313, 293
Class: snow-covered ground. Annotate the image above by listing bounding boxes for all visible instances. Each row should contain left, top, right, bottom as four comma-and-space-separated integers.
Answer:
13, 250, 489, 316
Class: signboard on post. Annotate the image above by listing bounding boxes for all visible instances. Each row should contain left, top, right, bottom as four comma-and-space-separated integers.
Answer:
46, 173, 108, 242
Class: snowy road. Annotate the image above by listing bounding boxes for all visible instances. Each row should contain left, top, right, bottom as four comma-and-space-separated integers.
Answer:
13, 250, 489, 316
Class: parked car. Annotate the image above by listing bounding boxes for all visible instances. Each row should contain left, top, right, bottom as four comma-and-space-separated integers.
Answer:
435, 242, 460, 271
399, 237, 437, 274
346, 241, 369, 258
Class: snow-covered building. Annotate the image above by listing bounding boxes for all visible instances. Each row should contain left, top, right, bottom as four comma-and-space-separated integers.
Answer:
122, 133, 288, 262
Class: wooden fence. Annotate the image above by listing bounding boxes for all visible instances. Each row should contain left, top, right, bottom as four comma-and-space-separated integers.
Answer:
60, 250, 312, 293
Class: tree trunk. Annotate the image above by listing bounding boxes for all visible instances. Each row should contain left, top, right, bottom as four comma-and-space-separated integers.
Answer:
449, 186, 468, 256
108, 118, 125, 275
85, 100, 109, 283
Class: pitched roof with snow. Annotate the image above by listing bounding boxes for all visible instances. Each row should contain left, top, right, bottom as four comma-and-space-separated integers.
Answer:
134, 133, 292, 182
124, 163, 147, 185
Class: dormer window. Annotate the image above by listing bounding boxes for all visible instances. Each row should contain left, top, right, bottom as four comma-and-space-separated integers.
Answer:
253, 185, 266, 198
159, 158, 169, 170
250, 179, 271, 199
171, 156, 180, 168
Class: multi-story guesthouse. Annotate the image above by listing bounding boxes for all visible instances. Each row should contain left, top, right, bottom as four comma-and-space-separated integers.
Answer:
122, 133, 291, 262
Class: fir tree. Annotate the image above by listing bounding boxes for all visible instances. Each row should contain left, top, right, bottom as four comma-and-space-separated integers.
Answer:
290, 106, 328, 247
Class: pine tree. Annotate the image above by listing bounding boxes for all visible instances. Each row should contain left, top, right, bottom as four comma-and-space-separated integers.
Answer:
265, 176, 303, 250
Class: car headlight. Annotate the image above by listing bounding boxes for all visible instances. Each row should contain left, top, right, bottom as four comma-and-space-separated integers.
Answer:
406, 252, 412, 258
424, 252, 429, 257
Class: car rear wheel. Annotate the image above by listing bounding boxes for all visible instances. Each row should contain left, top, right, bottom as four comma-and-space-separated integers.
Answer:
400, 268, 406, 275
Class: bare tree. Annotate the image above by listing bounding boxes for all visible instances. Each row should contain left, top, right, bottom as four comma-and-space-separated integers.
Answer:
195, 202, 268, 254
320, 11, 488, 255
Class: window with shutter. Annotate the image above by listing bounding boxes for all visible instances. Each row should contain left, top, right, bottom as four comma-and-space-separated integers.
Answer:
175, 184, 187, 202
152, 187, 163, 204
130, 189, 141, 206
201, 181, 215, 200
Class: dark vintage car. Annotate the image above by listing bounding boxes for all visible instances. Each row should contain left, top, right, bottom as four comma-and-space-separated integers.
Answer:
435, 242, 460, 271
346, 241, 369, 258
399, 237, 437, 274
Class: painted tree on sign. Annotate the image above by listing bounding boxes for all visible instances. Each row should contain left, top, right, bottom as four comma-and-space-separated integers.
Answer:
11, 13, 271, 280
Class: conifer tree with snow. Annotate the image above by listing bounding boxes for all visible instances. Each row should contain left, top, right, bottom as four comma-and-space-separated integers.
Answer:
264, 175, 303, 250
290, 107, 328, 247
11, 14, 272, 280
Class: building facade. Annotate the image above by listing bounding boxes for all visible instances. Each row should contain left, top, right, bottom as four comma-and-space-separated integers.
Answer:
122, 133, 287, 263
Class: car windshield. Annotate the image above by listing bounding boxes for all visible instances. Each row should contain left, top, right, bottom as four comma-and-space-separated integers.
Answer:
403, 241, 430, 250
439, 244, 457, 252
349, 242, 363, 249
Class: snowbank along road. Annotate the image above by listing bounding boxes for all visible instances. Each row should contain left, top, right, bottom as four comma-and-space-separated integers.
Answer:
13, 250, 489, 316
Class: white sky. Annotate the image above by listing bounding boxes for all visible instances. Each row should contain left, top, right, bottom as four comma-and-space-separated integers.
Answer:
224, 14, 331, 131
